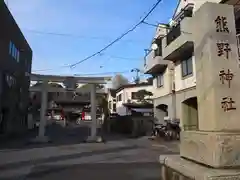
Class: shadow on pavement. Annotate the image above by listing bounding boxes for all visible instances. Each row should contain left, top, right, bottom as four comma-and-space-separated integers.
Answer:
0, 122, 134, 151
6, 162, 161, 180
0, 145, 140, 171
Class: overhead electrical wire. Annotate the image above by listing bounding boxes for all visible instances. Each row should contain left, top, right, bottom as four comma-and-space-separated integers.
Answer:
107, 55, 141, 61
73, 70, 131, 76
32, 0, 162, 73
69, 0, 162, 68
23, 28, 146, 44
32, 54, 142, 72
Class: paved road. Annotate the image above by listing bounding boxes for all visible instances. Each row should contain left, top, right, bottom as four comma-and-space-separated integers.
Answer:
0, 123, 179, 180
0, 121, 99, 150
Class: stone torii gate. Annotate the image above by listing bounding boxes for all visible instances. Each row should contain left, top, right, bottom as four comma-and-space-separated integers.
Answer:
30, 73, 111, 143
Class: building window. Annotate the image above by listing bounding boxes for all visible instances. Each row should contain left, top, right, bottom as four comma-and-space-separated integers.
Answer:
113, 103, 116, 112
109, 101, 112, 109
12, 43, 15, 57
157, 74, 164, 87
181, 57, 193, 77
117, 94, 122, 102
9, 41, 20, 62
131, 92, 138, 99
5, 75, 16, 88
9, 41, 12, 55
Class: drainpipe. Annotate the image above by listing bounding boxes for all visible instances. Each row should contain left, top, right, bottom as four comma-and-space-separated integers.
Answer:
169, 62, 177, 121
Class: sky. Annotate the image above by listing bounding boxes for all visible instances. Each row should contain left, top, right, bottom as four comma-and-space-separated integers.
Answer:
5, 0, 178, 81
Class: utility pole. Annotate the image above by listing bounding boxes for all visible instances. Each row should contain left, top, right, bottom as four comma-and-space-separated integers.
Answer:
144, 49, 150, 66
131, 68, 141, 84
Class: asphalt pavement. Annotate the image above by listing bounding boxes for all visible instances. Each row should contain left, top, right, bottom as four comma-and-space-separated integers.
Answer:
0, 122, 179, 180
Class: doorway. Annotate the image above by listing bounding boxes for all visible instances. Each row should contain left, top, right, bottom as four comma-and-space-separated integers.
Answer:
182, 97, 198, 131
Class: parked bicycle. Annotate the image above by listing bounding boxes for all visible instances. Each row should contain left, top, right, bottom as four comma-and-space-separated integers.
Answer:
164, 120, 180, 140
151, 119, 180, 141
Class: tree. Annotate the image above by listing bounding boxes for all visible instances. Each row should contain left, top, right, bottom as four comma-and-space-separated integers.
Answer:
97, 94, 108, 114
112, 74, 129, 89
76, 83, 104, 93
63, 78, 78, 90
30, 82, 64, 104
96, 84, 104, 89
135, 90, 153, 103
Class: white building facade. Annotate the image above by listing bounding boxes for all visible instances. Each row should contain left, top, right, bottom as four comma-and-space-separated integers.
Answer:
144, 0, 240, 129
115, 84, 153, 116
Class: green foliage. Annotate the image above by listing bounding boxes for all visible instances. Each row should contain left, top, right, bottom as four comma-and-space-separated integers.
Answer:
97, 94, 109, 118
135, 90, 153, 103
77, 83, 104, 92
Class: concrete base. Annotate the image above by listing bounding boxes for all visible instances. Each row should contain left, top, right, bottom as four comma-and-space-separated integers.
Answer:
159, 155, 240, 180
180, 131, 240, 168
29, 136, 51, 144
84, 136, 104, 143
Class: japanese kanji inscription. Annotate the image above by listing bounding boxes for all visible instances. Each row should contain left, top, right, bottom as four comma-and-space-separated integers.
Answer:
217, 42, 231, 59
219, 69, 234, 88
215, 15, 237, 112
221, 97, 236, 112
215, 16, 229, 33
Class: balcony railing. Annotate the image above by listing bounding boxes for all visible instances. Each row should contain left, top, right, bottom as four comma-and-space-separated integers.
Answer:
166, 24, 181, 46
166, 8, 193, 46
144, 38, 162, 65
154, 38, 162, 56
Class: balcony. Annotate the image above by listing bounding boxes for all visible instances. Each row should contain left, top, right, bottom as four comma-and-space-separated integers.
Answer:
162, 8, 193, 61
144, 50, 168, 74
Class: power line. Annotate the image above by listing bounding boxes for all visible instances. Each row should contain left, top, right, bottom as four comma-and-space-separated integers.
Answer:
32, 65, 71, 72
32, 0, 162, 73
142, 20, 191, 34
32, 54, 142, 72
23, 28, 146, 44
73, 70, 131, 76
32, 68, 142, 77
105, 55, 142, 61
142, 21, 160, 28
69, 0, 163, 68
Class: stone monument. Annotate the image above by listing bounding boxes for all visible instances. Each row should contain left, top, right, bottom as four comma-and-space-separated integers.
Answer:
160, 2, 240, 180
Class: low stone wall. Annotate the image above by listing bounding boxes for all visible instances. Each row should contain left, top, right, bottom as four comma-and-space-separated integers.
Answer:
131, 117, 153, 137
108, 116, 153, 136
161, 165, 192, 180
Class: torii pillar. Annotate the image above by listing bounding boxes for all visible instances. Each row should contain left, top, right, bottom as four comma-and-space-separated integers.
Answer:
85, 84, 99, 141
31, 80, 50, 143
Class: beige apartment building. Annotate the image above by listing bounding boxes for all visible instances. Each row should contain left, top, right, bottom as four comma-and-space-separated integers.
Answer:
115, 83, 153, 116
144, 0, 240, 129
